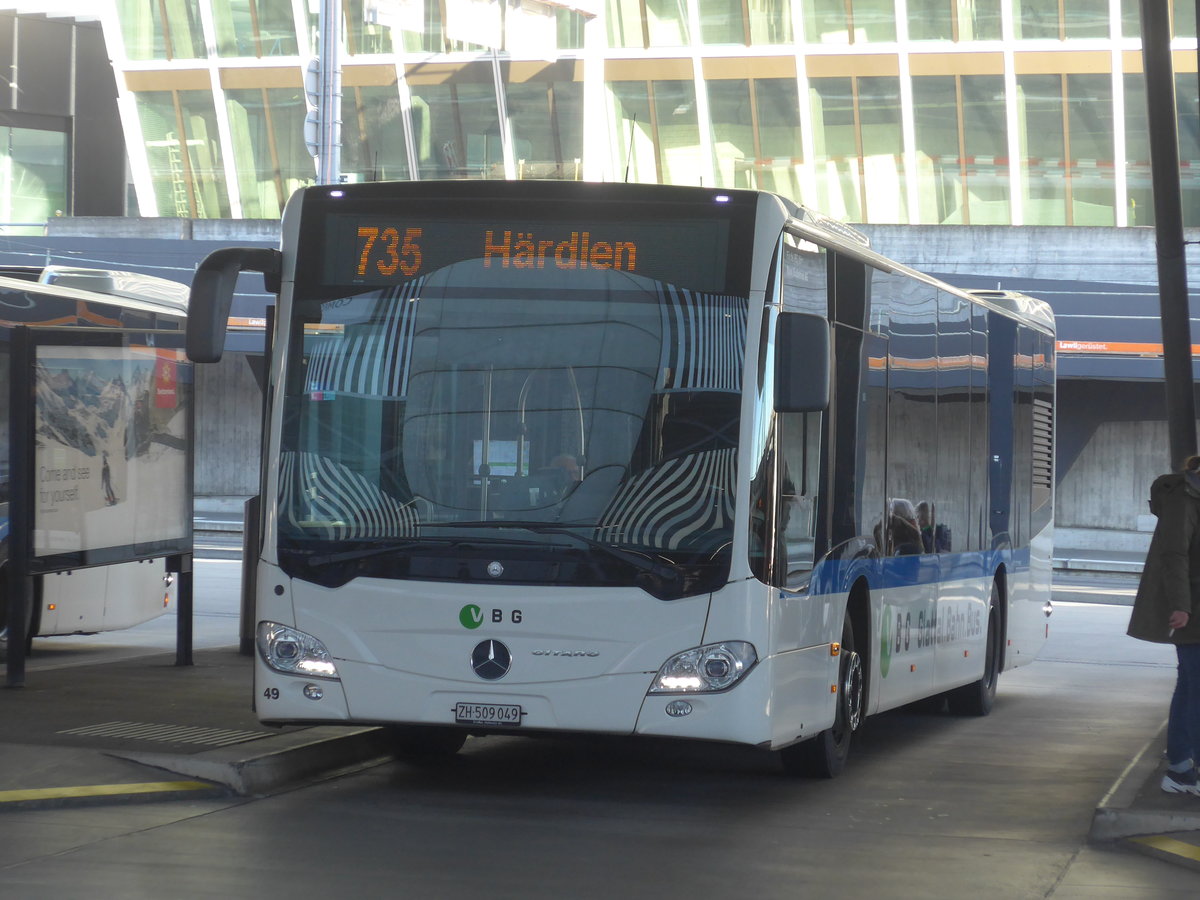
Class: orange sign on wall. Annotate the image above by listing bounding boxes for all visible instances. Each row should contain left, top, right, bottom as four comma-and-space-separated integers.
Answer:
1055, 340, 1200, 357
154, 352, 178, 409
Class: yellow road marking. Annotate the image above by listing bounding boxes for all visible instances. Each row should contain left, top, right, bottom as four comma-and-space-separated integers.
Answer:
0, 781, 213, 804
1129, 834, 1200, 863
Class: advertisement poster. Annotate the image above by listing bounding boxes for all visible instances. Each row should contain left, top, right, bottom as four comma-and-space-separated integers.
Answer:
33, 343, 191, 559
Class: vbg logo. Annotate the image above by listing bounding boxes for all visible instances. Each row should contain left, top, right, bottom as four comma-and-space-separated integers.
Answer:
459, 604, 524, 629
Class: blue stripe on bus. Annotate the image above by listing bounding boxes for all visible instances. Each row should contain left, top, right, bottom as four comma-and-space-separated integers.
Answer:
808, 547, 1033, 596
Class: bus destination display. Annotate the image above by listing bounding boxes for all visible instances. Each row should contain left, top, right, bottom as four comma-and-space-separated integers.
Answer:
324, 215, 733, 294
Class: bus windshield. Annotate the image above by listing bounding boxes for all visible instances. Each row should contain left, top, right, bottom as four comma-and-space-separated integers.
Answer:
278, 261, 748, 598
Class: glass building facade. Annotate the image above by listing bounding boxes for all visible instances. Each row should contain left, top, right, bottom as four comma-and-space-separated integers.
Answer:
95, 0, 1200, 226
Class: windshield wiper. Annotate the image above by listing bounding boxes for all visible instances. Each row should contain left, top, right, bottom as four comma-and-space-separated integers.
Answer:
473, 521, 685, 598
301, 532, 547, 568
304, 540, 429, 568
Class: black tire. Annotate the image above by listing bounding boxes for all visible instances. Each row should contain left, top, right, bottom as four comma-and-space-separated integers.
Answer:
947, 583, 1001, 717
780, 614, 864, 778
386, 725, 468, 764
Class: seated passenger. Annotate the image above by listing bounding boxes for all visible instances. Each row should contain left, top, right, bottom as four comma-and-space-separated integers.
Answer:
888, 498, 923, 556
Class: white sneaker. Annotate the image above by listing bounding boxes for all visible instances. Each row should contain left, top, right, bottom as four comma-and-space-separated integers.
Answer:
1161, 768, 1200, 795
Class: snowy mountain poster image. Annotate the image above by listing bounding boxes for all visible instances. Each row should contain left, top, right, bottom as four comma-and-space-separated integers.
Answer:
33, 344, 191, 558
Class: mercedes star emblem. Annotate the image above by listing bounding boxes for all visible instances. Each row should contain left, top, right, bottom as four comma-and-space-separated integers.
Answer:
471, 639, 512, 680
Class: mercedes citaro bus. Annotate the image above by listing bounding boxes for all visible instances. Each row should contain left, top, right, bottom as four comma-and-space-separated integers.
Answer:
187, 181, 1053, 776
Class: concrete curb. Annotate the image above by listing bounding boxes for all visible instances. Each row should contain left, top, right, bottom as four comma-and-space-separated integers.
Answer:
109, 726, 395, 796
1090, 722, 1200, 842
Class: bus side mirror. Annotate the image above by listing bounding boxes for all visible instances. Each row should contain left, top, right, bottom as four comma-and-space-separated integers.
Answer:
187, 247, 282, 363
774, 312, 830, 413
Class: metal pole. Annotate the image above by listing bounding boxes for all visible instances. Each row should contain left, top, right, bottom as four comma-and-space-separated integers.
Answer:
1141, 0, 1197, 470
5, 327, 30, 688
317, 0, 342, 184
172, 553, 193, 666
240, 495, 259, 656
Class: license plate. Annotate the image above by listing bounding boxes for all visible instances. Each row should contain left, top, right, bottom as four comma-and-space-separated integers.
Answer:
454, 701, 523, 726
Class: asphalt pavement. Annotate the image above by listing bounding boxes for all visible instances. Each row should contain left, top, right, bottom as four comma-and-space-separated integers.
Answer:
1, 521, 1197, 873
1, 517, 392, 806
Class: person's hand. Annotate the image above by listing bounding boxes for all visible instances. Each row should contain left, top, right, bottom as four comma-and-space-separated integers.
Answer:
1169, 610, 1191, 631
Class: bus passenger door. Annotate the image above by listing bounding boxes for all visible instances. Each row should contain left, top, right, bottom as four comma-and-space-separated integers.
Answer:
932, 290, 989, 691
876, 271, 937, 708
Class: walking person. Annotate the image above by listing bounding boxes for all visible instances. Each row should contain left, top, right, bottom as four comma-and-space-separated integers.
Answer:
1129, 455, 1200, 795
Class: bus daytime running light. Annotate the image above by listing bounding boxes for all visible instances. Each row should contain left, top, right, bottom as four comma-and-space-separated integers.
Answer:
257, 622, 340, 681
648, 641, 757, 694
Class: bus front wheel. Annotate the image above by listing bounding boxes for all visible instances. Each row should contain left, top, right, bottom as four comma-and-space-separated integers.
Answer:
386, 725, 468, 764
779, 615, 863, 778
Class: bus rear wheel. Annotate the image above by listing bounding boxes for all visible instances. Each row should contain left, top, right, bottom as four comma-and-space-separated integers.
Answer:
947, 583, 1001, 717
779, 615, 863, 778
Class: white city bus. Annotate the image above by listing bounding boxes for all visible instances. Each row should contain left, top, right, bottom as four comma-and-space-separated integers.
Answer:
189, 181, 1054, 776
1, 266, 187, 646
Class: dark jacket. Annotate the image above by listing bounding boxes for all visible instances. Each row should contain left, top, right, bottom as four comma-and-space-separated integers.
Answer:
1129, 471, 1200, 644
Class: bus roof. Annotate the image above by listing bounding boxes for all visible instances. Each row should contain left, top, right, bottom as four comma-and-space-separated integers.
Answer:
0, 265, 189, 317
966, 289, 1056, 330
783, 215, 1055, 335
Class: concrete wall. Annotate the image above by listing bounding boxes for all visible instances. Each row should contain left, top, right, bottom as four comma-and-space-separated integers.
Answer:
859, 224, 1181, 284
46, 217, 282, 242
1055, 418, 1165, 554
195, 353, 263, 498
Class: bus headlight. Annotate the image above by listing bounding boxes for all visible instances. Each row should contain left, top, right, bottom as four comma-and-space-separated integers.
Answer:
648, 641, 757, 694
257, 622, 340, 680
